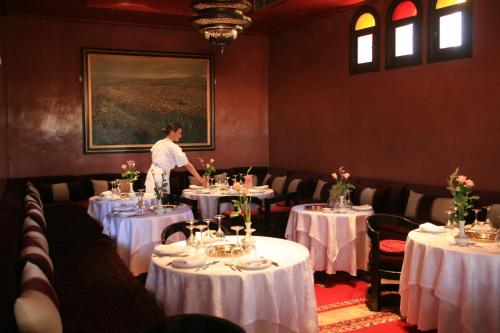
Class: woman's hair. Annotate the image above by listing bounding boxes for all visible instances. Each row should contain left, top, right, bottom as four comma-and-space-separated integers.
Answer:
161, 122, 183, 135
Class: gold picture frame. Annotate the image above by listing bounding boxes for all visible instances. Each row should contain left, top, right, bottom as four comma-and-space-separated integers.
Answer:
82, 48, 214, 153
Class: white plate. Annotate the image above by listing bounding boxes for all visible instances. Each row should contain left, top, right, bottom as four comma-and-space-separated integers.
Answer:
154, 244, 186, 256
195, 189, 211, 194
236, 258, 272, 270
114, 206, 136, 212
253, 185, 269, 189
189, 185, 204, 189
351, 205, 373, 211
249, 188, 264, 194
171, 257, 206, 268
118, 210, 137, 217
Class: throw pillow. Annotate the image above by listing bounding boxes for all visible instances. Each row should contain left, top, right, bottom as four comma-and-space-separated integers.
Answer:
487, 204, 500, 228
91, 179, 109, 196
25, 203, 47, 233
271, 176, 287, 195
23, 217, 49, 253
37, 181, 86, 203
430, 198, 455, 224
359, 187, 377, 205
189, 176, 202, 186
262, 173, 273, 186
312, 179, 327, 202
14, 262, 62, 333
404, 190, 424, 219
20, 238, 54, 282
287, 179, 302, 193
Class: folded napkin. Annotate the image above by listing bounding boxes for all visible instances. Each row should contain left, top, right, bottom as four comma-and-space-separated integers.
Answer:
171, 256, 205, 267
101, 190, 112, 196
239, 257, 268, 267
189, 185, 203, 189
155, 244, 185, 256
227, 189, 238, 194
351, 204, 372, 211
253, 185, 269, 189
419, 222, 445, 232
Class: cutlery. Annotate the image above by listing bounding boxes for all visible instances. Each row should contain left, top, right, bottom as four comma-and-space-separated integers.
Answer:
195, 260, 220, 271
271, 261, 279, 267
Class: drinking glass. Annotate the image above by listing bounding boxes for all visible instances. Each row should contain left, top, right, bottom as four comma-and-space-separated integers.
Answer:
136, 189, 145, 213
238, 173, 244, 185
472, 208, 481, 230
195, 224, 208, 251
186, 219, 196, 247
115, 179, 122, 196
484, 206, 493, 229
230, 225, 245, 256
444, 208, 455, 231
214, 214, 226, 239
203, 218, 213, 242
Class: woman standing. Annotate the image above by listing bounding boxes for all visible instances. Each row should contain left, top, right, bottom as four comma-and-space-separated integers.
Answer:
145, 123, 206, 194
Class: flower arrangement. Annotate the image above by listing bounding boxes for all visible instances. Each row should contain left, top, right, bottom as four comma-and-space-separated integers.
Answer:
151, 169, 168, 201
121, 160, 140, 183
230, 167, 253, 224
198, 158, 216, 177
330, 166, 355, 196
447, 167, 479, 222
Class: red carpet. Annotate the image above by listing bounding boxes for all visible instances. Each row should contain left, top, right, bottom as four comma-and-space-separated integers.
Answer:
314, 272, 431, 333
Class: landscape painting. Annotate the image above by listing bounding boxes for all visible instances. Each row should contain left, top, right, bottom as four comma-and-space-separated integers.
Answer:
82, 48, 214, 153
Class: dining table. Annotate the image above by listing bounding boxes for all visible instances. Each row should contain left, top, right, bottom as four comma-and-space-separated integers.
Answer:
182, 186, 274, 220
145, 236, 318, 333
399, 229, 500, 333
87, 192, 156, 223
101, 205, 194, 275
285, 204, 373, 275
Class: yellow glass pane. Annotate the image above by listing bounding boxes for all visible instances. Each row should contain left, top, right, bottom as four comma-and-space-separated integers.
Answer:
355, 13, 376, 31
436, 0, 466, 9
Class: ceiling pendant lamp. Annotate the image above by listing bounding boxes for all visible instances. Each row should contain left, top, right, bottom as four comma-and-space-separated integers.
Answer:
191, 0, 253, 54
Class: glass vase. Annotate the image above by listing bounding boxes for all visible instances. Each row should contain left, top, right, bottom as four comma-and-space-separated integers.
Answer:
336, 195, 347, 213
454, 220, 469, 247
128, 181, 135, 196
242, 222, 255, 253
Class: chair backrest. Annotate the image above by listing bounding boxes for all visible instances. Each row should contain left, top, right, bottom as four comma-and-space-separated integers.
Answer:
161, 221, 191, 244
161, 221, 230, 244
140, 314, 245, 333
366, 214, 419, 242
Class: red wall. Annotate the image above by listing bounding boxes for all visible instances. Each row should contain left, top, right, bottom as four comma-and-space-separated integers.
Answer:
0, 16, 8, 194
5, 16, 269, 177
269, 0, 500, 191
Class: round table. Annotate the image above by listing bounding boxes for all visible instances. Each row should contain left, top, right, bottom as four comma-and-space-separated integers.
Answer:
102, 205, 194, 275
145, 236, 318, 333
400, 230, 500, 333
182, 188, 274, 220
87, 193, 156, 223
285, 204, 372, 275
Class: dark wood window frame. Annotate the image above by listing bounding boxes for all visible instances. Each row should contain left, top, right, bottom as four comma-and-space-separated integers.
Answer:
386, 0, 423, 69
428, 0, 472, 63
349, 7, 380, 75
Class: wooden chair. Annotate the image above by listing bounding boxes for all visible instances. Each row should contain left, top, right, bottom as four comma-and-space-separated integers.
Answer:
365, 214, 419, 311
263, 191, 299, 238
140, 314, 245, 333
160, 221, 230, 244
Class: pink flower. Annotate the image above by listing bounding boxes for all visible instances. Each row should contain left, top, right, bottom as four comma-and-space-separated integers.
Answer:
242, 187, 249, 196
343, 172, 350, 179
209, 158, 214, 164
465, 179, 475, 187
206, 163, 210, 169
456, 175, 467, 184
233, 182, 241, 192
244, 175, 253, 188
121, 164, 127, 170
331, 173, 338, 180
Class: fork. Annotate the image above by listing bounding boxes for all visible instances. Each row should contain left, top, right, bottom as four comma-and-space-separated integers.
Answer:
195, 260, 220, 271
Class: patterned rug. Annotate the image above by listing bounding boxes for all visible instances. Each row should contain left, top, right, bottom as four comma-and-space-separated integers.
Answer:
314, 272, 423, 333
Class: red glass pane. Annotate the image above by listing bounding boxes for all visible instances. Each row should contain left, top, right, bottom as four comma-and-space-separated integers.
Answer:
392, 1, 417, 21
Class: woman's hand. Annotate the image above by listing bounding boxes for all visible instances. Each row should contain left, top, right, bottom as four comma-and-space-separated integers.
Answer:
199, 176, 208, 187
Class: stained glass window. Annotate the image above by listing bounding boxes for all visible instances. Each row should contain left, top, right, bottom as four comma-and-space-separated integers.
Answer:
350, 7, 380, 74
392, 1, 417, 21
436, 0, 466, 9
355, 13, 376, 31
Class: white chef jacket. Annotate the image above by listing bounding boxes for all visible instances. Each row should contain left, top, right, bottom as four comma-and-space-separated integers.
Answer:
145, 138, 189, 193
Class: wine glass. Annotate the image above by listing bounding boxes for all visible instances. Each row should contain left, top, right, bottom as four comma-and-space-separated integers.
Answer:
214, 214, 226, 239
230, 225, 245, 257
444, 208, 455, 231
231, 225, 244, 244
136, 189, 145, 213
186, 219, 196, 247
238, 173, 244, 185
195, 224, 208, 251
472, 208, 481, 230
484, 206, 493, 230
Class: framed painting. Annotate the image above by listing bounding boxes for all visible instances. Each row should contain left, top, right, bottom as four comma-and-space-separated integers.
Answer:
82, 48, 214, 153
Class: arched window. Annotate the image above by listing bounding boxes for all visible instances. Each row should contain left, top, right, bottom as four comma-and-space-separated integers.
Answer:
349, 7, 380, 74
386, 0, 422, 69
428, 0, 472, 62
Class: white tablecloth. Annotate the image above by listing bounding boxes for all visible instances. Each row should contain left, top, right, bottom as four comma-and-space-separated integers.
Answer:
182, 189, 274, 220
87, 193, 156, 223
400, 230, 500, 333
102, 205, 193, 275
145, 236, 318, 333
285, 204, 372, 275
